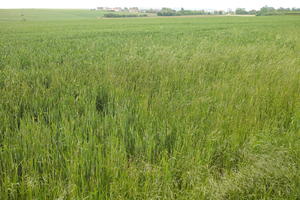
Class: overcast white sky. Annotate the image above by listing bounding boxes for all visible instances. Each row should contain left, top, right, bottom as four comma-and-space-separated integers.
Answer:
1, 0, 300, 10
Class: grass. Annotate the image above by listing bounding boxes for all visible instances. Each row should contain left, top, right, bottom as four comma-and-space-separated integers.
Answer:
0, 10, 300, 199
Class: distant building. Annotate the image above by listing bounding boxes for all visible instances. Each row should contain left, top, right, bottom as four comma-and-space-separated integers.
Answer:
129, 7, 139, 13
96, 6, 141, 12
97, 7, 123, 12
112, 7, 122, 12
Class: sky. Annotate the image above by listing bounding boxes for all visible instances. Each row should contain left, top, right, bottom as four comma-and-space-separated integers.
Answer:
1, 0, 300, 10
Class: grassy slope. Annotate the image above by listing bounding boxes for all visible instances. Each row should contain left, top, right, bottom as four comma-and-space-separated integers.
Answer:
0, 10, 300, 199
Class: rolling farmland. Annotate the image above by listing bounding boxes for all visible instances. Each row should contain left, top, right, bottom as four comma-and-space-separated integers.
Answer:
0, 10, 300, 199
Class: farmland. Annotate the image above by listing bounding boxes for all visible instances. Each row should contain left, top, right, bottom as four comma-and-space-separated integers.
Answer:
0, 9, 300, 199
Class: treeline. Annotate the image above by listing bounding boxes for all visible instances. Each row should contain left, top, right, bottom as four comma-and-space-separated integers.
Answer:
236, 6, 300, 16
103, 13, 148, 18
101, 6, 300, 18
156, 6, 300, 17
157, 8, 224, 16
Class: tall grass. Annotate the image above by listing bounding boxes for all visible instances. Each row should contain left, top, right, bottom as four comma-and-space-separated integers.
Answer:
0, 13, 300, 199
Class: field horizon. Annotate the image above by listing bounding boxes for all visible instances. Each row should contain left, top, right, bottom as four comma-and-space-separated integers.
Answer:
0, 9, 257, 21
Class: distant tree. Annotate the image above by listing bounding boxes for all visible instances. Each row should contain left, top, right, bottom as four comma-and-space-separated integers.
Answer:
248, 10, 257, 15
103, 13, 147, 18
235, 8, 249, 15
260, 6, 275, 14
256, 6, 276, 16
157, 8, 178, 16
261, 6, 275, 12
145, 9, 159, 13
213, 10, 223, 15
278, 7, 290, 11
217, 10, 224, 15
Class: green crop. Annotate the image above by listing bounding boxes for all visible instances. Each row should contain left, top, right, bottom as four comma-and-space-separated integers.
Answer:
0, 10, 300, 199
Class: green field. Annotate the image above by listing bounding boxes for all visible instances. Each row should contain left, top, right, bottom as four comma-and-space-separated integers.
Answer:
0, 9, 300, 199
